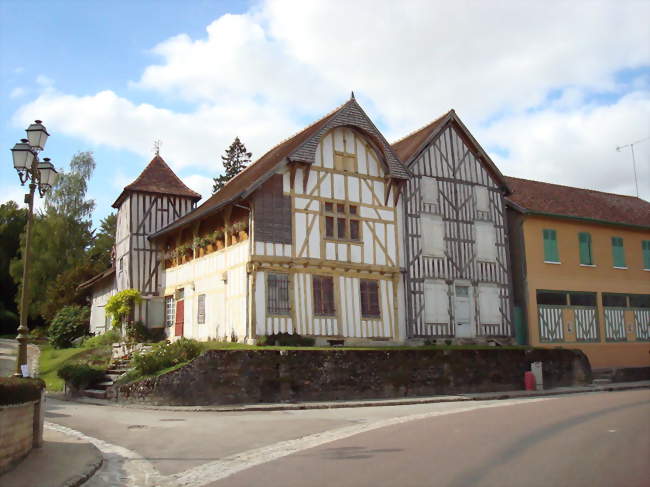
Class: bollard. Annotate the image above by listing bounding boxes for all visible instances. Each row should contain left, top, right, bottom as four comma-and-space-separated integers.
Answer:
524, 371, 536, 391
531, 361, 544, 391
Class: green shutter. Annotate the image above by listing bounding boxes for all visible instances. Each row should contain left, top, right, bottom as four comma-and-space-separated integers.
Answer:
611, 237, 626, 268
578, 232, 593, 265
642, 240, 650, 270
543, 229, 559, 262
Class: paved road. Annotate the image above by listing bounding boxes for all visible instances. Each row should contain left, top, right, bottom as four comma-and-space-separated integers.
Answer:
45, 389, 649, 487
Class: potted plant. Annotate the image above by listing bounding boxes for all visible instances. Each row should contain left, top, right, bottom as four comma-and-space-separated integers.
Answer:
212, 229, 225, 250
232, 220, 248, 241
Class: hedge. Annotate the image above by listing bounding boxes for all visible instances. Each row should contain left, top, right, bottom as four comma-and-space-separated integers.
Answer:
0, 377, 45, 406
57, 364, 105, 390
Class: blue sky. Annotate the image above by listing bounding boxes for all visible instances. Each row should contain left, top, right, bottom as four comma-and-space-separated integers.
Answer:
2, 0, 649, 229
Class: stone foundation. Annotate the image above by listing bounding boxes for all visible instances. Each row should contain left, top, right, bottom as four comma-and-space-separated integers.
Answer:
110, 348, 591, 406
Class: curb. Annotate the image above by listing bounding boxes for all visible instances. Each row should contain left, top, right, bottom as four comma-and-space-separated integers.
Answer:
60, 450, 103, 487
51, 382, 650, 413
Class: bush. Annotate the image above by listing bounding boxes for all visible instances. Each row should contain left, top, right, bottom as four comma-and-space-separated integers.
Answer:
131, 338, 202, 376
263, 332, 315, 347
105, 289, 141, 327
48, 306, 90, 349
30, 326, 49, 339
0, 308, 18, 335
0, 377, 45, 406
81, 329, 121, 348
57, 363, 105, 389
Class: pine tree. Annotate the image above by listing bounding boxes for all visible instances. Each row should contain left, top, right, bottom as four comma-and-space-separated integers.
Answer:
212, 137, 252, 193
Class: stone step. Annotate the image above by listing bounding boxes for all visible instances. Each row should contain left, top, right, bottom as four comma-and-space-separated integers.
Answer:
106, 368, 129, 374
592, 378, 612, 385
95, 381, 114, 388
106, 373, 123, 381
83, 389, 107, 400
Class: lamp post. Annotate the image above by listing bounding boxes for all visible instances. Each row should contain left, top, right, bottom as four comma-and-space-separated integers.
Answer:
10, 120, 58, 377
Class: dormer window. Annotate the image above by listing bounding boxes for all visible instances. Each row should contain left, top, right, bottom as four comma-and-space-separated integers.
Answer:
334, 151, 357, 173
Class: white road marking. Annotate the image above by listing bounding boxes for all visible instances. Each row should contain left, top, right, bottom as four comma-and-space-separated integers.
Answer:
171, 397, 552, 487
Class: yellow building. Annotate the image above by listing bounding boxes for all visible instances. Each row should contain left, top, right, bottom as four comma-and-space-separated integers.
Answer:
506, 177, 650, 369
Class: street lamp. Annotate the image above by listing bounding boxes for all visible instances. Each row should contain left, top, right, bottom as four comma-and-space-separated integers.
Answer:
10, 120, 58, 377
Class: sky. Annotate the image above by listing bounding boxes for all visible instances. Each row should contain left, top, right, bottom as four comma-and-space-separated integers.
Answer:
1, 0, 649, 229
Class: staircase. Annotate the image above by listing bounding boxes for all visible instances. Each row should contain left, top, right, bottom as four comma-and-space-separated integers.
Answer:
591, 368, 614, 385
82, 357, 131, 400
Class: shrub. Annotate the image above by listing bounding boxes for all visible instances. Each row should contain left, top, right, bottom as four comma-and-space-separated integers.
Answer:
57, 364, 105, 389
30, 326, 49, 339
125, 320, 148, 343
0, 308, 18, 335
0, 377, 45, 405
48, 306, 90, 349
81, 329, 121, 348
263, 332, 315, 347
131, 338, 202, 376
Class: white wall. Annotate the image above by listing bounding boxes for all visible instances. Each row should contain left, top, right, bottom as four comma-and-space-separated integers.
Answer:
89, 278, 116, 335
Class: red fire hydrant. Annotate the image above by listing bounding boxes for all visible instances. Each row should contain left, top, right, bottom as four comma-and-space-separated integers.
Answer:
524, 371, 536, 391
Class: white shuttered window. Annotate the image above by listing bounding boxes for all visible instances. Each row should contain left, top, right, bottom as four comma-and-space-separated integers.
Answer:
421, 214, 445, 257
479, 285, 500, 324
475, 222, 497, 261
421, 177, 438, 206
474, 186, 490, 212
424, 280, 449, 324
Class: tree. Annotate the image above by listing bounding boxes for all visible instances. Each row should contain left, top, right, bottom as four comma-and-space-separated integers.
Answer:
212, 137, 252, 193
87, 212, 116, 270
10, 151, 96, 323
0, 201, 27, 334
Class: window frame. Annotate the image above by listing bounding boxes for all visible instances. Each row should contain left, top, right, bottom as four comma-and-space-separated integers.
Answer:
543, 229, 560, 263
197, 294, 206, 324
360, 279, 381, 319
266, 272, 291, 316
642, 240, 650, 270
323, 200, 361, 242
333, 150, 358, 173
312, 275, 336, 317
578, 232, 594, 266
611, 236, 626, 268
165, 295, 176, 327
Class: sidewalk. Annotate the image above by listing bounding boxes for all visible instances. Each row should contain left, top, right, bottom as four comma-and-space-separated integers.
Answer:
58, 380, 650, 412
0, 427, 102, 487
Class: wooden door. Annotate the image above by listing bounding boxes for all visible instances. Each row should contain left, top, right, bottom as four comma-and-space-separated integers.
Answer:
175, 300, 184, 336
454, 285, 473, 338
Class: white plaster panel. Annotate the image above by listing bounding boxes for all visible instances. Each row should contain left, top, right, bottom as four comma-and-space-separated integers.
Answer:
333, 174, 345, 200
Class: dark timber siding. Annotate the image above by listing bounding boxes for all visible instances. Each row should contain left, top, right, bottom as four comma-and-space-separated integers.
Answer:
253, 174, 292, 244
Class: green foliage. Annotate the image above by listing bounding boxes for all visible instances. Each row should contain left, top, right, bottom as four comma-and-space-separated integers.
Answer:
192, 236, 212, 250
48, 305, 90, 349
0, 201, 27, 334
81, 329, 121, 348
0, 307, 18, 336
29, 326, 49, 339
105, 289, 142, 327
57, 363, 105, 389
263, 333, 315, 347
232, 220, 248, 233
212, 137, 252, 193
131, 338, 202, 376
87, 213, 116, 269
10, 152, 96, 321
125, 320, 149, 343
209, 229, 224, 241
0, 377, 45, 405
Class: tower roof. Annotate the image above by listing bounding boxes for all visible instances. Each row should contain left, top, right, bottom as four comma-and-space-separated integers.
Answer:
112, 154, 201, 208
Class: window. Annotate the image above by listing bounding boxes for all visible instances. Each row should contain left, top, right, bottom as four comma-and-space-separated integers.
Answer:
267, 273, 290, 315
421, 214, 445, 257
536, 291, 566, 306
323, 201, 360, 241
629, 294, 650, 309
478, 285, 500, 325
197, 294, 206, 324
334, 151, 357, 172
165, 296, 175, 327
119, 257, 123, 271
475, 222, 497, 261
474, 186, 490, 213
569, 292, 596, 307
543, 229, 560, 263
312, 276, 335, 316
611, 237, 626, 268
421, 177, 439, 210
578, 232, 593, 265
360, 280, 380, 318
642, 241, 650, 270
424, 280, 449, 324
602, 293, 627, 308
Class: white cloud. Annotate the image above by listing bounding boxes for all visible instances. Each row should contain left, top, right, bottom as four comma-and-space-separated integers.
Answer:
480, 90, 650, 199
0, 184, 46, 213
182, 174, 214, 201
9, 87, 26, 99
11, 0, 650, 200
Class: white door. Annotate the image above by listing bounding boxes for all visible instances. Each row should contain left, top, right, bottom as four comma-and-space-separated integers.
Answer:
454, 285, 474, 338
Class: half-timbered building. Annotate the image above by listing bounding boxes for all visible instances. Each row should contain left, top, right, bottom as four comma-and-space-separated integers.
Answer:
149, 96, 410, 343
81, 154, 201, 333
392, 110, 514, 341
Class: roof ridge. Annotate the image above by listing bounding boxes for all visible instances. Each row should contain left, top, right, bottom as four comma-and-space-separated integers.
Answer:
505, 175, 645, 201
391, 109, 453, 145
125, 154, 200, 198
210, 99, 352, 197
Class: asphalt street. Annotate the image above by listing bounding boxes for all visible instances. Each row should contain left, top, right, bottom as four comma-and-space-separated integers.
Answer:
44, 389, 650, 487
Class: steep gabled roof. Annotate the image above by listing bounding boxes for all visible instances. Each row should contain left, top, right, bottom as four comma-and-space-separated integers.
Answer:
77, 266, 115, 291
150, 97, 409, 240
112, 155, 201, 208
391, 110, 510, 193
505, 176, 650, 229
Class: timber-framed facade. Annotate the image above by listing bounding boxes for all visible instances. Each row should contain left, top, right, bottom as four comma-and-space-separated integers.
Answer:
392, 111, 514, 340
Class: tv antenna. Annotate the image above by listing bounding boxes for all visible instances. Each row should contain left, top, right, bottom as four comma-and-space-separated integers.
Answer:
153, 139, 162, 156
616, 136, 649, 198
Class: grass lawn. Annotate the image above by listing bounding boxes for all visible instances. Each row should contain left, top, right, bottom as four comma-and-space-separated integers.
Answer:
38, 343, 112, 391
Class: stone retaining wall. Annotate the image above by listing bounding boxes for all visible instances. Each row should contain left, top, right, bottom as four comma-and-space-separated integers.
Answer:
111, 348, 591, 406
0, 399, 43, 474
